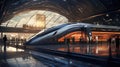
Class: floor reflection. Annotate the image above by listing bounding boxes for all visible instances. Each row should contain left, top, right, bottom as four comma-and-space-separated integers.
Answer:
0, 42, 120, 67
29, 42, 120, 57
1, 46, 24, 52
0, 46, 102, 67
57, 43, 120, 57
0, 46, 48, 67
7, 56, 48, 67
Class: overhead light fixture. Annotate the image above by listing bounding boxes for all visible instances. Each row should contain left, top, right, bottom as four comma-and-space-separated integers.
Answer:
33, 0, 37, 1
106, 14, 109, 17
63, 0, 67, 2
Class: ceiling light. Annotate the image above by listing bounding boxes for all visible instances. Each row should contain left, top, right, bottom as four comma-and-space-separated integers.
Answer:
106, 14, 109, 17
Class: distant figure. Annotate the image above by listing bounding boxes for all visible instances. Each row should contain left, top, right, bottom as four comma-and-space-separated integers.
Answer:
115, 36, 119, 49
79, 37, 83, 43
3, 35, 7, 45
108, 37, 112, 58
108, 37, 112, 45
115, 36, 119, 57
71, 37, 75, 44
66, 38, 70, 44
112, 37, 115, 44
3, 35, 7, 51
64, 37, 67, 44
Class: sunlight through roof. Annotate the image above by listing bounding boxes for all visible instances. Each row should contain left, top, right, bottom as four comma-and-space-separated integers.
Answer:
1, 10, 68, 29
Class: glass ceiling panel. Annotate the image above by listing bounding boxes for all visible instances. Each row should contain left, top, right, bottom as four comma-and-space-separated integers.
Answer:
7, 20, 18, 27
27, 15, 36, 25
16, 17, 30, 27
1, 10, 68, 30
0, 20, 9, 27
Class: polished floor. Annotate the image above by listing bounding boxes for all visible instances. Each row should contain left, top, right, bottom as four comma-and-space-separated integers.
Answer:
33, 42, 120, 58
0, 46, 47, 67
0, 46, 102, 67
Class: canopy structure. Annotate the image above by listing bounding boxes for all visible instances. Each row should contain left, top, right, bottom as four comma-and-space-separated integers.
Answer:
0, 0, 120, 33
0, 10, 68, 28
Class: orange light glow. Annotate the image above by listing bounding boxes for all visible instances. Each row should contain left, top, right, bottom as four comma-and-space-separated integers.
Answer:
58, 31, 120, 42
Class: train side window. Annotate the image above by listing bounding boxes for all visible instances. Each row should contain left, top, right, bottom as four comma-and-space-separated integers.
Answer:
53, 31, 57, 35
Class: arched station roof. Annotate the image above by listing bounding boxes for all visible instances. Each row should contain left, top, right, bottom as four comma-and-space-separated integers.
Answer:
0, 0, 120, 32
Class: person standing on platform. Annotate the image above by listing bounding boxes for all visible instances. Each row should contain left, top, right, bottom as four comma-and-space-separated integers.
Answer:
115, 36, 119, 49
108, 37, 112, 58
115, 36, 119, 57
2, 35, 8, 62
3, 35, 7, 51
72, 37, 75, 44
108, 37, 112, 45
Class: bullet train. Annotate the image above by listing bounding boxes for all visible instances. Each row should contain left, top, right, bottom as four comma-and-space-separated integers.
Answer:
26, 22, 120, 45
